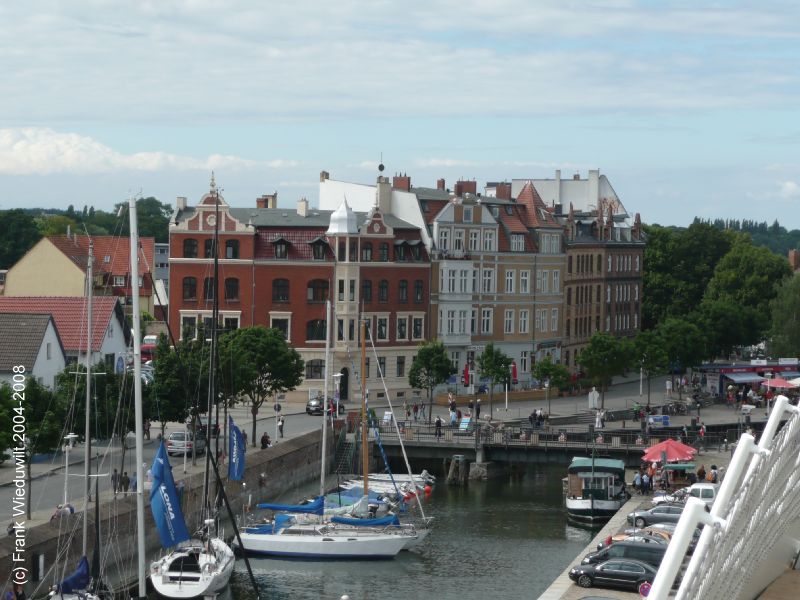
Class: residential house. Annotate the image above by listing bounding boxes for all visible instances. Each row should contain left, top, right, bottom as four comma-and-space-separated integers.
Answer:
0, 313, 66, 389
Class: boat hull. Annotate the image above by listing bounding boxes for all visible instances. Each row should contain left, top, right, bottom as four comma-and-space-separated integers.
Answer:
150, 538, 234, 599
237, 528, 409, 558
565, 497, 622, 521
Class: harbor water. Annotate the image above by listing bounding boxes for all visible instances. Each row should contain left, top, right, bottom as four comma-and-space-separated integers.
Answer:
226, 464, 595, 600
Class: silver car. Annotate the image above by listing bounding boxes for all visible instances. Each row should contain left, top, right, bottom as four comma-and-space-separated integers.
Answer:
626, 503, 685, 528
166, 431, 206, 456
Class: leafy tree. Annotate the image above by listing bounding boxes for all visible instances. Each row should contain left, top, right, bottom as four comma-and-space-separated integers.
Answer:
112, 197, 173, 242
0, 209, 41, 269
633, 330, 668, 406
532, 355, 570, 392
577, 333, 633, 409
768, 275, 800, 357
218, 326, 304, 446
476, 343, 513, 415
656, 318, 704, 398
408, 340, 456, 424
692, 298, 757, 359
151, 334, 195, 439
36, 214, 79, 236
0, 387, 14, 464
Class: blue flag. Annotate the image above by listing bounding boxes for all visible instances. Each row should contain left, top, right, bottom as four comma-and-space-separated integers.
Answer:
150, 441, 190, 548
228, 416, 246, 481
59, 555, 90, 594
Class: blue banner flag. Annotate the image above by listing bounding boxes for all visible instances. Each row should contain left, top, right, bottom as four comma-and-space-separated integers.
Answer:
228, 416, 246, 481
150, 441, 190, 548
58, 555, 90, 594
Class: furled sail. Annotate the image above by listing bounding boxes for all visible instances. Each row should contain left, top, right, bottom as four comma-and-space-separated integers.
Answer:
228, 416, 246, 481
331, 514, 400, 527
256, 495, 324, 514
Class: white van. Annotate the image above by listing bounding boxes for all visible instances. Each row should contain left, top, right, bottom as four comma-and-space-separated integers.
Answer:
143, 334, 159, 345
688, 482, 719, 507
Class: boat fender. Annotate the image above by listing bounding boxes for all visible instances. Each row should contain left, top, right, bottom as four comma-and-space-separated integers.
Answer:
424, 485, 432, 495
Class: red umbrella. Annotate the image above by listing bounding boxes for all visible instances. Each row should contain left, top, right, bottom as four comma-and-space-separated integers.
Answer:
642, 438, 697, 463
511, 361, 518, 383
763, 377, 797, 389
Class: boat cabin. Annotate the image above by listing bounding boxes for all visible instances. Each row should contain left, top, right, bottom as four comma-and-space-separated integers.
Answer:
565, 457, 626, 501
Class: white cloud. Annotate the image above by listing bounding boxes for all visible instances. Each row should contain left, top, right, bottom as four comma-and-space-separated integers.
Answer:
414, 158, 478, 168
0, 128, 296, 175
779, 180, 800, 198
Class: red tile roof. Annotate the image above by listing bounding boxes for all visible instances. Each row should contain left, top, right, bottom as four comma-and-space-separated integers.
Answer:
516, 182, 561, 229
0, 296, 124, 353
48, 235, 155, 277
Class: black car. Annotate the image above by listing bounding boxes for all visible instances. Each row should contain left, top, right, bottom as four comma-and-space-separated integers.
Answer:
306, 397, 346, 415
569, 558, 658, 592
582, 540, 667, 568
187, 414, 220, 438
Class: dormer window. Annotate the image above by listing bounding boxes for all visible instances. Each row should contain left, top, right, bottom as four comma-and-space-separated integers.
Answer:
491, 206, 499, 218
505, 206, 513, 216
308, 237, 328, 260
272, 237, 290, 259
104, 255, 111, 263
463, 207, 473, 223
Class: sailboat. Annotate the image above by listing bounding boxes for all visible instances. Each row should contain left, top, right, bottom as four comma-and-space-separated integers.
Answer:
236, 311, 413, 558
148, 183, 235, 597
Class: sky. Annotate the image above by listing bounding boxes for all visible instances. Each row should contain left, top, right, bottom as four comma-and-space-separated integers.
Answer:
1, 0, 799, 228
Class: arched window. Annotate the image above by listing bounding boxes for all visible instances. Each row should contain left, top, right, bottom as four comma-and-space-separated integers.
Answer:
273, 279, 289, 302
226, 240, 239, 259
378, 280, 389, 302
362, 280, 372, 302
224, 278, 239, 301
379, 243, 389, 262
306, 319, 327, 341
361, 243, 373, 262
182, 277, 197, 300
399, 280, 408, 302
307, 280, 329, 303
305, 359, 325, 379
183, 239, 198, 258
203, 277, 216, 300
204, 239, 215, 258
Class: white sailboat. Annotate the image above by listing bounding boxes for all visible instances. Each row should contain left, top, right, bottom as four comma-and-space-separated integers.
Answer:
146, 183, 235, 597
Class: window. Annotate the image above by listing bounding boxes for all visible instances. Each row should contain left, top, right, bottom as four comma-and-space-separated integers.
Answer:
471, 309, 477, 334
46, 342, 52, 359
350, 241, 358, 262
223, 317, 239, 332
397, 317, 408, 339
203, 277, 216, 300
204, 239, 215, 258
379, 243, 389, 261
224, 278, 239, 301
412, 317, 423, 340
361, 243, 372, 262
438, 228, 449, 251
225, 240, 239, 259
446, 310, 456, 334
463, 207, 473, 222
374, 356, 386, 377
520, 271, 530, 294
536, 270, 542, 292
399, 280, 408, 302
552, 270, 560, 293
458, 310, 468, 334
307, 279, 329, 302
504, 310, 514, 334
482, 269, 495, 293
454, 229, 465, 251
459, 269, 469, 293
362, 280, 372, 302
275, 241, 288, 259
447, 269, 456, 293
511, 234, 524, 252
395, 244, 406, 261
541, 270, 549, 293
483, 231, 495, 251
481, 308, 493, 334
181, 316, 197, 340
312, 242, 326, 260
271, 317, 289, 340
183, 239, 198, 258
469, 230, 480, 251
551, 308, 558, 331
306, 319, 327, 341
635, 285, 639, 301
505, 270, 515, 293
306, 359, 325, 379
566, 288, 572, 305
607, 255, 612, 272
113, 275, 125, 287
348, 319, 355, 340
411, 244, 421, 260
396, 356, 406, 378
519, 310, 529, 334
338, 279, 345, 301
606, 285, 611, 303
272, 279, 289, 302
520, 351, 528, 372
349, 280, 355, 302
378, 280, 389, 302
377, 318, 388, 340
635, 255, 640, 271
606, 315, 610, 331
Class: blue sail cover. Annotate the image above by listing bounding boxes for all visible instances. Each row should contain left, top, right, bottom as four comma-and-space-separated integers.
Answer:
256, 495, 324, 514
150, 441, 191, 548
334, 487, 389, 502
228, 416, 246, 481
331, 514, 400, 527
59, 555, 90, 594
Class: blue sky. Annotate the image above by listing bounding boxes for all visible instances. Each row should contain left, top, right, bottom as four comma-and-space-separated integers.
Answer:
1, 0, 799, 228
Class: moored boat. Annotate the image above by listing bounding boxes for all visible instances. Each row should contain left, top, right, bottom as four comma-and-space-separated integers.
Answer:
564, 457, 629, 522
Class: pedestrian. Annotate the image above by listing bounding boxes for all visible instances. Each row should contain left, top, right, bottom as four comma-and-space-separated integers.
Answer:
681, 425, 688, 441
449, 408, 457, 427
420, 402, 426, 420
528, 411, 535, 429
642, 472, 650, 494
242, 431, 248, 448
595, 410, 602, 429
121, 472, 130, 493
144, 419, 151, 441
709, 465, 719, 484
435, 415, 443, 440
697, 464, 706, 482
600, 409, 606, 428
278, 415, 285, 438
261, 432, 269, 449
412, 403, 419, 422
5, 582, 26, 600
111, 468, 120, 494
633, 471, 642, 494
699, 422, 706, 445
475, 398, 481, 420
131, 473, 138, 493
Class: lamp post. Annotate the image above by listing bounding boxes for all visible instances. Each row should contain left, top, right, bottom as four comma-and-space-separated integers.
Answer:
63, 433, 79, 506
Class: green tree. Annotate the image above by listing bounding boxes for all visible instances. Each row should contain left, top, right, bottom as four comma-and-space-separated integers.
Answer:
656, 318, 704, 398
768, 275, 800, 357
0, 209, 41, 269
408, 340, 456, 424
111, 197, 173, 242
477, 343, 513, 415
577, 333, 633, 409
151, 334, 194, 438
633, 330, 668, 406
692, 298, 756, 359
218, 326, 304, 446
36, 214, 79, 236
532, 355, 570, 392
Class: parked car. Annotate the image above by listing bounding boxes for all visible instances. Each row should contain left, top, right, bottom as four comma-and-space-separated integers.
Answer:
166, 431, 206, 456
188, 414, 220, 438
627, 502, 686, 528
687, 482, 719, 507
582, 540, 667, 568
598, 532, 669, 550
306, 397, 345, 415
570, 558, 658, 592
143, 334, 159, 345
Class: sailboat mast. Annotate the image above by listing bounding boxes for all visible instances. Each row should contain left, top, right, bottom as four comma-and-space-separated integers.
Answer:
320, 300, 331, 497
129, 196, 147, 599
81, 240, 93, 557
361, 317, 368, 494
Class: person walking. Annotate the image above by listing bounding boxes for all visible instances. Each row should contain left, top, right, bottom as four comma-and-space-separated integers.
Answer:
697, 464, 706, 482
261, 432, 269, 449
412, 403, 419, 422
435, 415, 443, 441
633, 471, 642, 494
111, 469, 120, 495
278, 415, 285, 438
121, 472, 130, 493
144, 419, 151, 441
475, 398, 481, 420
642, 472, 650, 495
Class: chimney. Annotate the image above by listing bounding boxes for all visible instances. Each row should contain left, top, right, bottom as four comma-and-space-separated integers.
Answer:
454, 180, 477, 197
320, 170, 330, 182
495, 182, 512, 200
588, 169, 600, 205
256, 192, 277, 209
376, 175, 392, 213
297, 197, 309, 217
437, 178, 446, 191
176, 196, 187, 210
573, 172, 580, 180
392, 173, 411, 192
555, 169, 561, 205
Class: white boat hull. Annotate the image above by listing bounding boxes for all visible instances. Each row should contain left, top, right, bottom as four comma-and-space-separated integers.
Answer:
150, 538, 234, 598
237, 525, 410, 558
565, 497, 623, 521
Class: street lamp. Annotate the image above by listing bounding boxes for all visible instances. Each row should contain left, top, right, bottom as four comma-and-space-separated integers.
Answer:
63, 433, 79, 506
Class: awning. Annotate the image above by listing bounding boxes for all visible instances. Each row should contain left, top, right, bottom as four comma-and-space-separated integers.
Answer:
724, 373, 765, 384
777, 371, 800, 379
663, 463, 696, 471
